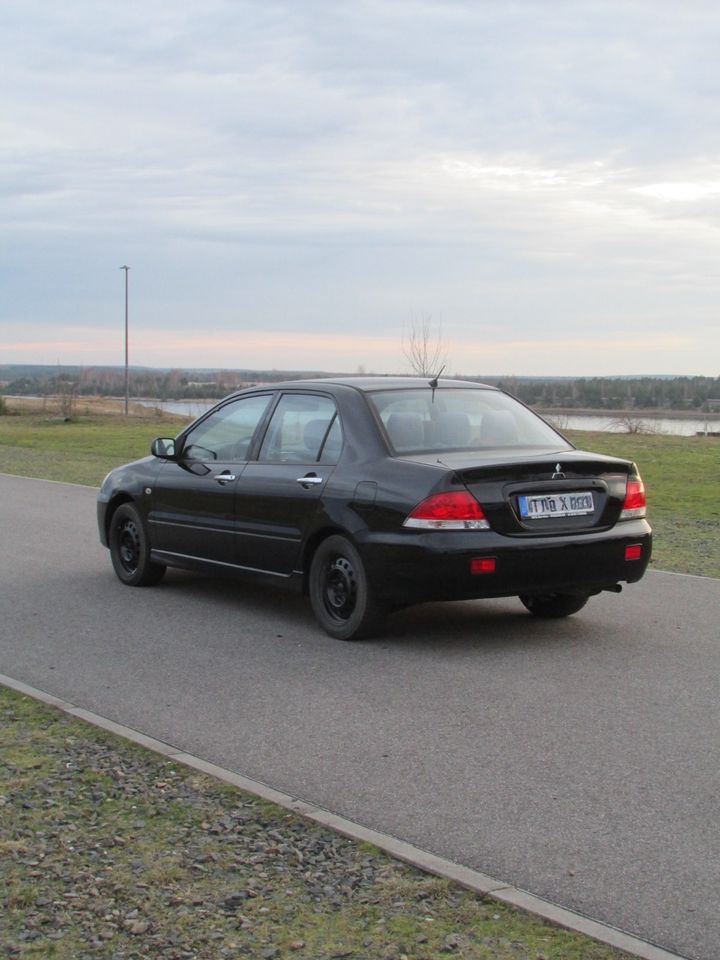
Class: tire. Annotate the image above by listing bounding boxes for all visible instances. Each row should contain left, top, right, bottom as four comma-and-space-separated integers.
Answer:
108, 503, 166, 587
519, 593, 589, 618
309, 535, 385, 640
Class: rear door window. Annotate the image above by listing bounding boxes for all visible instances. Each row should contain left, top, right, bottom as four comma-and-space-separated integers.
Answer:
258, 394, 342, 463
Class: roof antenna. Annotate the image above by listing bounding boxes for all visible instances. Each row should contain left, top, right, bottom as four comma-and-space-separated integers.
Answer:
429, 364, 446, 402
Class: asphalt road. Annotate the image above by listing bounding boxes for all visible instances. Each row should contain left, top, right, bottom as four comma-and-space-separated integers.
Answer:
2, 473, 719, 960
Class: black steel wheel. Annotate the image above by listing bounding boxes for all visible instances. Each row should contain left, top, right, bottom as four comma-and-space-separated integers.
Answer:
108, 503, 166, 587
519, 593, 589, 618
309, 535, 384, 640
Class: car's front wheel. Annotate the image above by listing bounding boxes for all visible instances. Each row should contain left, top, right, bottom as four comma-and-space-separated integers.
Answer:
109, 503, 166, 586
519, 593, 589, 618
309, 535, 384, 640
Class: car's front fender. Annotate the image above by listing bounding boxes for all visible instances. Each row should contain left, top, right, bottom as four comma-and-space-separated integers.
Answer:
97, 457, 162, 546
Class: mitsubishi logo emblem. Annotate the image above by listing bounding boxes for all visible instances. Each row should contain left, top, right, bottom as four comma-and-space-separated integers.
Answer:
552, 463, 566, 479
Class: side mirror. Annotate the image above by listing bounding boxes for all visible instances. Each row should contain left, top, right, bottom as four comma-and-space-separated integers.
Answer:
151, 437, 177, 459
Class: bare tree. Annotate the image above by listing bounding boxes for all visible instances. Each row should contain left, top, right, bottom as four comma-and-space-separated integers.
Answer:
608, 415, 654, 434
58, 377, 79, 420
402, 315, 449, 377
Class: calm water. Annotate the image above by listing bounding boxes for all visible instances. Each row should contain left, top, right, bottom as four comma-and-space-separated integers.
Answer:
142, 399, 720, 436
543, 412, 720, 436
139, 399, 213, 419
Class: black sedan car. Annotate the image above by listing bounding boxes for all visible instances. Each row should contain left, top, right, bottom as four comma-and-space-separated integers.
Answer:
98, 377, 651, 639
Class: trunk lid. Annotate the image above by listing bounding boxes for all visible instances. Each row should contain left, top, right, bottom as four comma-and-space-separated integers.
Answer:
424, 448, 635, 535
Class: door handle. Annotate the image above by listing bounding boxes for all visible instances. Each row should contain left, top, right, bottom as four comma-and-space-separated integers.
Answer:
214, 473, 236, 484
296, 475, 323, 485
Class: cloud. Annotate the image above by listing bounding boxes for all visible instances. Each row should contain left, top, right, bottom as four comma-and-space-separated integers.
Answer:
1, 1, 720, 374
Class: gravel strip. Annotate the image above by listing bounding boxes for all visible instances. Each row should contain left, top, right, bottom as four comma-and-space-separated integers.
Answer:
2, 686, 630, 960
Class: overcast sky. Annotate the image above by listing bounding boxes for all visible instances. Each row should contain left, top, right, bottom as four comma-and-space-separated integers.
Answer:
2, 0, 720, 376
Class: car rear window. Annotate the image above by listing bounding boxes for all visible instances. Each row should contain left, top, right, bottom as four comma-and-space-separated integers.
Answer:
368, 388, 571, 454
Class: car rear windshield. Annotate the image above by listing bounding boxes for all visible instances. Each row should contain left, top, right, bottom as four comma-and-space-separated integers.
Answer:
368, 388, 571, 454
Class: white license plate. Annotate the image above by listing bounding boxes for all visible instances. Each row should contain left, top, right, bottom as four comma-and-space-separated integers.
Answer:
518, 491, 595, 519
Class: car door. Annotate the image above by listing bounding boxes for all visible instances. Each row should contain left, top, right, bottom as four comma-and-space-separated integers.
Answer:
149, 393, 273, 567
234, 392, 342, 575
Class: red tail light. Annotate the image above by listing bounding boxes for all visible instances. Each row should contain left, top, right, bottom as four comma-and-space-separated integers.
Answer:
620, 475, 647, 520
403, 490, 490, 530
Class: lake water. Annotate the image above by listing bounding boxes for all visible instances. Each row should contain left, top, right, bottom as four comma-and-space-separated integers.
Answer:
142, 399, 720, 436
139, 399, 214, 419
542, 412, 720, 436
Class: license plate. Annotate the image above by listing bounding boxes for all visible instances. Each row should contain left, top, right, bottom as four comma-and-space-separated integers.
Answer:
518, 491, 595, 519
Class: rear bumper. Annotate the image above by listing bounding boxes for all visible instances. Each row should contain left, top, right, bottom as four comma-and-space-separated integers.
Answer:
360, 519, 652, 603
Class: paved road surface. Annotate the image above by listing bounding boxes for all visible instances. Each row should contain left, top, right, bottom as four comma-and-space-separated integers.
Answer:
2, 474, 718, 960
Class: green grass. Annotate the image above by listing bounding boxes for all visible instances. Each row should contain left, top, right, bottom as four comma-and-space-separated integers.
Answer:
1, 686, 630, 960
0, 412, 189, 487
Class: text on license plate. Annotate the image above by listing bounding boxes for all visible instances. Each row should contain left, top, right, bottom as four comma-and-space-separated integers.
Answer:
518, 492, 595, 519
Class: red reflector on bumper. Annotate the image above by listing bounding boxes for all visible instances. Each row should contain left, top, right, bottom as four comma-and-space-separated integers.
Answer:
471, 557, 496, 575
625, 544, 643, 561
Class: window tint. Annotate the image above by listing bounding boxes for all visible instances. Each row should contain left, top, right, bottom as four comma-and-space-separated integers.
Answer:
182, 394, 272, 462
319, 416, 343, 464
369, 389, 571, 454
259, 394, 341, 463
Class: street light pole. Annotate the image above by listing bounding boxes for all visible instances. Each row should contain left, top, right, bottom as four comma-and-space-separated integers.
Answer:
120, 265, 130, 415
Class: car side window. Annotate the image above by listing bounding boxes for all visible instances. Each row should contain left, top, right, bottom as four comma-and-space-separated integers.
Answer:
182, 394, 272, 462
258, 394, 341, 463
319, 415, 343, 464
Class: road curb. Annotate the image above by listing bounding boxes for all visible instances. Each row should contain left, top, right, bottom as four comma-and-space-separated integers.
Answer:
1, 672, 691, 960
0, 471, 99, 489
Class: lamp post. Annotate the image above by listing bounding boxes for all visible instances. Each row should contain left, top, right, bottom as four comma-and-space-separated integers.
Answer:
120, 265, 130, 415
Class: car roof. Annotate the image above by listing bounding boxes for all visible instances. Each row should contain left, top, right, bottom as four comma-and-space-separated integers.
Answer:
237, 376, 498, 394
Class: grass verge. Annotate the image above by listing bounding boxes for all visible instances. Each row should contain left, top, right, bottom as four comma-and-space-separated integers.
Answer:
1, 686, 630, 960
0, 405, 190, 487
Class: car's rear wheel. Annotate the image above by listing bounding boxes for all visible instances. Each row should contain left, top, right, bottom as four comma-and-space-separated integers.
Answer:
519, 593, 589, 618
109, 503, 166, 586
309, 535, 384, 640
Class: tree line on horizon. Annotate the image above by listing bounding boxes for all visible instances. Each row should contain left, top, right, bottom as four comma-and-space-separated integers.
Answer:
489, 375, 720, 411
1, 366, 719, 411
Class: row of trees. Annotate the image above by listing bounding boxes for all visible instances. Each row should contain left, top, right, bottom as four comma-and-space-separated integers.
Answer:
3, 365, 718, 411
486, 376, 720, 411
5, 367, 260, 402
